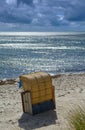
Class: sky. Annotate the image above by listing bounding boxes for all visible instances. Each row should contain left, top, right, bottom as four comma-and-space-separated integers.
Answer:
0, 0, 85, 32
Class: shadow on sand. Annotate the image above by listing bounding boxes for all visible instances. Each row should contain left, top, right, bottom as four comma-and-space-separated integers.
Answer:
18, 110, 57, 130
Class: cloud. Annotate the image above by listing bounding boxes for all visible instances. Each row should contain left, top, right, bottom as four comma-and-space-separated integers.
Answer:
0, 0, 85, 31
30, 0, 66, 26
0, 0, 65, 26
17, 0, 33, 6
64, 0, 85, 22
0, 1, 34, 24
6, 0, 17, 5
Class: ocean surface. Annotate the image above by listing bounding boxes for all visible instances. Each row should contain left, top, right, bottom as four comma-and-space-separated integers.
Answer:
0, 32, 85, 79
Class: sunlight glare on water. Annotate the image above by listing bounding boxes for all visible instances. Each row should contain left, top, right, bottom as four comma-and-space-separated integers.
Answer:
0, 32, 85, 79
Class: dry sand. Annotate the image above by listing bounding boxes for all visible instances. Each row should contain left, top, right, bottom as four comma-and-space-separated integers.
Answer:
0, 74, 85, 130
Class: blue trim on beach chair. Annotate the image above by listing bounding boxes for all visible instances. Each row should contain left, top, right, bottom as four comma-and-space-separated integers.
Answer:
18, 81, 22, 88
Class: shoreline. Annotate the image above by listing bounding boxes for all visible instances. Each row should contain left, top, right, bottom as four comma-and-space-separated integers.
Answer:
0, 72, 85, 85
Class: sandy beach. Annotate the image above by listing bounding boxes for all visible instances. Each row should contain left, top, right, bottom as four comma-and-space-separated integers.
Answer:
0, 74, 85, 130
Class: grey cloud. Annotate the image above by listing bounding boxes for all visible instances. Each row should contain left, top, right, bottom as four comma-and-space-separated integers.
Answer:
17, 0, 33, 6
64, 0, 85, 22
0, 0, 85, 28
0, 3, 33, 24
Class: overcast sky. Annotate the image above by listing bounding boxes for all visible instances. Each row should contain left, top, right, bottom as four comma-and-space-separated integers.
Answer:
0, 0, 85, 31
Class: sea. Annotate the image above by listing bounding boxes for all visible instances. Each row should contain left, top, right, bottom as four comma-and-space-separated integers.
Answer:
0, 32, 85, 79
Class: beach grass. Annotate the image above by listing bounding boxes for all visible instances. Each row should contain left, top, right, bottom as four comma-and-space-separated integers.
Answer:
68, 106, 85, 130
